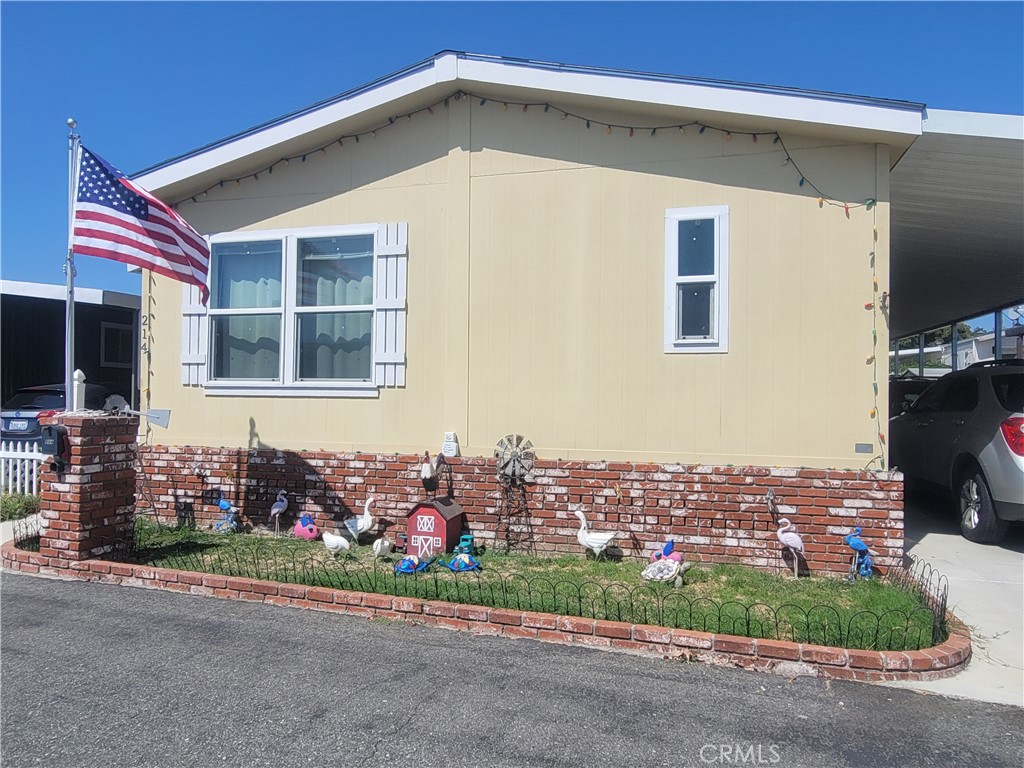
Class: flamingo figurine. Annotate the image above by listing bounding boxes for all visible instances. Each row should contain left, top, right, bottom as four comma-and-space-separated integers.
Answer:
775, 518, 805, 577
572, 510, 617, 559
269, 490, 288, 537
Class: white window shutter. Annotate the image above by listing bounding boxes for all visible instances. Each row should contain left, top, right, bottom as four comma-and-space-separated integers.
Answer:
374, 222, 408, 387
181, 284, 208, 386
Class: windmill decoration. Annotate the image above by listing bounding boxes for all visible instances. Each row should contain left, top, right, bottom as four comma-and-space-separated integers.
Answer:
493, 433, 537, 553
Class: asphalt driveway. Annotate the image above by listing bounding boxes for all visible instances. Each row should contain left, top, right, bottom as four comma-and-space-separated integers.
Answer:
2, 574, 1021, 768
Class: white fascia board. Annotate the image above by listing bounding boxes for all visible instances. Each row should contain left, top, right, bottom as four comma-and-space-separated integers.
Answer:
134, 62, 455, 192
134, 51, 923, 194
456, 58, 923, 138
924, 109, 1024, 140
0, 280, 140, 309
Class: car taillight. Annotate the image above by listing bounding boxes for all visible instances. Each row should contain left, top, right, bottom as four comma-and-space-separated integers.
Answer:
1001, 417, 1024, 457
36, 410, 60, 419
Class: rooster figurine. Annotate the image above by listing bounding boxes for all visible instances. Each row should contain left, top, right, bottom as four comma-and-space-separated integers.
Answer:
269, 490, 288, 537
421, 452, 439, 493
322, 529, 353, 557
572, 510, 617, 559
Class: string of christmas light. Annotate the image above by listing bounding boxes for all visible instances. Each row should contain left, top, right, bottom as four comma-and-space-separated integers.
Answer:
864, 208, 886, 471
173, 89, 877, 212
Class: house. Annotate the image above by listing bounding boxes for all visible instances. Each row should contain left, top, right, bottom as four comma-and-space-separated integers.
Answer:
0, 280, 140, 406
131, 51, 926, 574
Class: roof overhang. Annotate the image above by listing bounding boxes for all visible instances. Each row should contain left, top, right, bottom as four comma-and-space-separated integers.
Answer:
0, 280, 141, 310
889, 109, 1024, 337
134, 51, 924, 201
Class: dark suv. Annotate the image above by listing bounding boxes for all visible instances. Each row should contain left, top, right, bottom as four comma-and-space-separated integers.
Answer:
889, 373, 934, 418
890, 360, 1024, 543
0, 384, 114, 446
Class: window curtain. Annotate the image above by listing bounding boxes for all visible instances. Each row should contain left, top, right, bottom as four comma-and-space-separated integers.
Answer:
298, 312, 372, 380
210, 241, 283, 379
296, 235, 374, 380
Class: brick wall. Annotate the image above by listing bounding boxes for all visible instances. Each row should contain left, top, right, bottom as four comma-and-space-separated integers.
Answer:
137, 445, 903, 577
39, 413, 139, 562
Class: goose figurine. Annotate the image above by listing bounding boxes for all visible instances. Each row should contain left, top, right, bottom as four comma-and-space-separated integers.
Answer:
323, 529, 353, 557
775, 518, 805, 578
371, 537, 394, 558
269, 491, 288, 537
344, 497, 376, 541
572, 510, 617, 559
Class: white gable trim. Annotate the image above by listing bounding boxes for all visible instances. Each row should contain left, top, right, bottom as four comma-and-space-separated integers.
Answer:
135, 52, 924, 196
456, 57, 923, 139
136, 59, 456, 193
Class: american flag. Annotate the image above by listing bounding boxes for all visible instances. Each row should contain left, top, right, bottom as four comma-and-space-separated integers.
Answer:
72, 146, 210, 302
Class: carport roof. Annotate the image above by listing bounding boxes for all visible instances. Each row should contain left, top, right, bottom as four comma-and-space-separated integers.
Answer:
890, 110, 1024, 337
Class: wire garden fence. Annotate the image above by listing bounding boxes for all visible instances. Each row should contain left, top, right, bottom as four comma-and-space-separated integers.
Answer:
11, 516, 948, 653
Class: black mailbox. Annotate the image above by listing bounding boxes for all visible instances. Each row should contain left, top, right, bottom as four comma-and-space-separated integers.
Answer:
40, 425, 70, 474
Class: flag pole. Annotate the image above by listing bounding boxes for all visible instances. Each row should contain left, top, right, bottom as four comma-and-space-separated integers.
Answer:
65, 118, 80, 408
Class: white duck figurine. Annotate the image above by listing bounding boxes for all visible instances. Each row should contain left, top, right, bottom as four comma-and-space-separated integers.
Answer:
322, 530, 353, 557
776, 518, 805, 578
371, 537, 394, 558
572, 510, 617, 559
269, 490, 288, 537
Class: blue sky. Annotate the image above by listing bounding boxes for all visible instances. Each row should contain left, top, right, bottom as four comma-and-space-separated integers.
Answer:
2, 1, 1022, 295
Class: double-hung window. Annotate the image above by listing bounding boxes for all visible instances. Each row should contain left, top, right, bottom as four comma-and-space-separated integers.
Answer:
191, 222, 408, 396
664, 206, 729, 353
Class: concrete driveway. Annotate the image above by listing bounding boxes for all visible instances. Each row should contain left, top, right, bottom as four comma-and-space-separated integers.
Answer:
886, 489, 1024, 707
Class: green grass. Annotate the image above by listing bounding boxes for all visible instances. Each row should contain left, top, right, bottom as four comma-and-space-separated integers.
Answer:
127, 518, 942, 651
1, 494, 40, 522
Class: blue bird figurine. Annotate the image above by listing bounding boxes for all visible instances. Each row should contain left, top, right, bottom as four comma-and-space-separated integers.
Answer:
844, 526, 874, 580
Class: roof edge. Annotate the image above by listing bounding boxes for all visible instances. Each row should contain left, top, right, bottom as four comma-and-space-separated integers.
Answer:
134, 50, 927, 193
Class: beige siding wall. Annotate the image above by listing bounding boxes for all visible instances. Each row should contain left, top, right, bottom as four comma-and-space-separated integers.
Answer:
145, 99, 890, 468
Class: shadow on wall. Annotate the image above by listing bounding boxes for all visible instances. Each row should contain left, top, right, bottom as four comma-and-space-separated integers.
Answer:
155, 418, 400, 537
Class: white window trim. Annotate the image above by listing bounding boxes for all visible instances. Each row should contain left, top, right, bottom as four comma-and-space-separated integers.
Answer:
664, 205, 729, 354
205, 223, 382, 394
99, 321, 135, 369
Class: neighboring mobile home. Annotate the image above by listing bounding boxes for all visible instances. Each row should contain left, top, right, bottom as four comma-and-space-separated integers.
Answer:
131, 52, 917, 572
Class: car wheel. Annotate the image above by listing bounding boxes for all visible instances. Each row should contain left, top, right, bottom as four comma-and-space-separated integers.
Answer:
958, 467, 1008, 544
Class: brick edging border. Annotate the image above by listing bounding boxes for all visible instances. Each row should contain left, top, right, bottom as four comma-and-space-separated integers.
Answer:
1, 540, 970, 682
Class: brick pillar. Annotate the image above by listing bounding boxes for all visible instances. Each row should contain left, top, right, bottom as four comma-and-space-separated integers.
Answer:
38, 413, 139, 562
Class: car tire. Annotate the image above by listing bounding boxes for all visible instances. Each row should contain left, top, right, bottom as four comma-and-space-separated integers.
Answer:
958, 466, 1008, 544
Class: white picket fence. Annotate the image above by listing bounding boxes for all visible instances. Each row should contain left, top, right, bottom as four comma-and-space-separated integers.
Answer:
0, 440, 45, 495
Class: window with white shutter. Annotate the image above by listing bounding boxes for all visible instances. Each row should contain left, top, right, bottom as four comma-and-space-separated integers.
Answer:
179, 222, 408, 396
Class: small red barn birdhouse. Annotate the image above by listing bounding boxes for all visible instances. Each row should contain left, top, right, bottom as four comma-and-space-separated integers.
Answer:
405, 497, 465, 558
